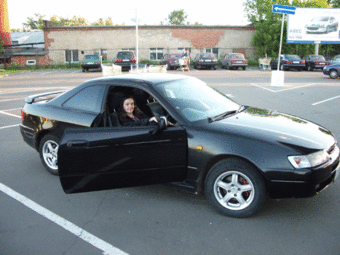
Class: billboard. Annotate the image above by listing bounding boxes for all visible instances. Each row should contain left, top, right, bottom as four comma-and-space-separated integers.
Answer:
287, 8, 340, 44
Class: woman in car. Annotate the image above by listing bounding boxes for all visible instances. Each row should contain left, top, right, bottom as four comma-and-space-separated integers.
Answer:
118, 96, 159, 126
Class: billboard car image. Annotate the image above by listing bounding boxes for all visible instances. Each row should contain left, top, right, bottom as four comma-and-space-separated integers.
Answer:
288, 8, 340, 44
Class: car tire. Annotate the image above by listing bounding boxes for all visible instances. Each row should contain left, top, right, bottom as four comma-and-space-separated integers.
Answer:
243, 67, 246, 70
329, 69, 338, 79
39, 134, 60, 175
204, 158, 266, 218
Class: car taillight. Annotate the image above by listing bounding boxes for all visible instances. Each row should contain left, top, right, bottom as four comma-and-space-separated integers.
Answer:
286, 61, 292, 64
301, 61, 305, 64
199, 60, 204, 62
81, 62, 85, 65
94, 62, 100, 64
131, 58, 136, 63
115, 59, 122, 63
326, 62, 330, 65
21, 110, 25, 121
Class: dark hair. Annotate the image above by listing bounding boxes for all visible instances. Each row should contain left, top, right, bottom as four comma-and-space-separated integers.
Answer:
118, 96, 145, 121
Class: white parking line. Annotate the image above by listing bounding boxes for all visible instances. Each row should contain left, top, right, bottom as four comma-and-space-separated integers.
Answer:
0, 110, 21, 119
0, 124, 20, 130
251, 83, 316, 92
0, 183, 128, 255
312, 95, 340, 106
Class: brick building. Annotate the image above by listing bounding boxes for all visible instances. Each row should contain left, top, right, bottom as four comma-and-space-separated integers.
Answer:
43, 21, 256, 65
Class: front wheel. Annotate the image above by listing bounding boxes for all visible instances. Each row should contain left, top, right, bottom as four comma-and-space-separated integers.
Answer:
329, 69, 338, 79
204, 158, 266, 218
39, 134, 60, 175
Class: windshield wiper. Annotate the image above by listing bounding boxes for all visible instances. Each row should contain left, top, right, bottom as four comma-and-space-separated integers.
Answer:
208, 110, 238, 123
208, 105, 245, 123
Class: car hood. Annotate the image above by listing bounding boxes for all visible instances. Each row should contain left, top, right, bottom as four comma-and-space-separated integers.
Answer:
205, 107, 336, 154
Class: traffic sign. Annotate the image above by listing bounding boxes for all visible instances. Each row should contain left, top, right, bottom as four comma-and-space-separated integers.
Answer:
272, 4, 296, 15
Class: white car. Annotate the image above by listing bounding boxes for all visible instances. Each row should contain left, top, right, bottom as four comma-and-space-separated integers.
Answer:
305, 16, 338, 34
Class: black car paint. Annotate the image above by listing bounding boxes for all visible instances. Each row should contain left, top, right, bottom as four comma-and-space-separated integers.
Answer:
20, 74, 339, 202
270, 55, 305, 71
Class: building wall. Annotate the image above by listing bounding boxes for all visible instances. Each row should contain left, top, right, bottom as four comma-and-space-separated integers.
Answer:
12, 55, 51, 66
43, 25, 256, 64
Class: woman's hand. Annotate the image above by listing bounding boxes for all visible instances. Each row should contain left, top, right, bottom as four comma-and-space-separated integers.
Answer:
149, 117, 158, 123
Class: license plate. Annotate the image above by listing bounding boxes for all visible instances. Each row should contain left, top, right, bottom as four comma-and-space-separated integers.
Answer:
88, 62, 94, 64
319, 62, 325, 65
205, 60, 211, 62
293, 61, 300, 64
236, 61, 243, 63
123, 59, 129, 62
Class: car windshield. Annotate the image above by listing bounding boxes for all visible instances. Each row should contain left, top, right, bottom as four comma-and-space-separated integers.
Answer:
155, 77, 239, 122
286, 55, 301, 61
117, 52, 134, 59
230, 54, 245, 60
310, 55, 325, 61
84, 55, 100, 60
312, 16, 329, 22
201, 53, 216, 59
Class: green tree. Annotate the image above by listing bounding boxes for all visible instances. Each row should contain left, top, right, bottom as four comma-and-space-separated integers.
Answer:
91, 18, 113, 26
50, 15, 88, 26
0, 40, 4, 53
23, 13, 45, 30
327, 0, 340, 7
167, 9, 188, 25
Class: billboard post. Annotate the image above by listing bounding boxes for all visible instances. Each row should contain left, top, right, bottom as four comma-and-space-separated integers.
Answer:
272, 5, 296, 87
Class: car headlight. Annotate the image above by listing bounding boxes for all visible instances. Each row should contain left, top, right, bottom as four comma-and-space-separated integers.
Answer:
288, 150, 330, 169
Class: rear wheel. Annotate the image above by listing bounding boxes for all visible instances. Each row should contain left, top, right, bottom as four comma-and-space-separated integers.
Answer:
39, 134, 60, 175
204, 158, 266, 218
329, 69, 339, 79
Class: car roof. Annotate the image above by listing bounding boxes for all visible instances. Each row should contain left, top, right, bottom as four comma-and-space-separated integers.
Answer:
88, 73, 192, 86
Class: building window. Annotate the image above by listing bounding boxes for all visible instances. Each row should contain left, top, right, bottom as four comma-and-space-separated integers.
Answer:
65, 50, 79, 63
150, 48, 164, 61
206, 48, 219, 58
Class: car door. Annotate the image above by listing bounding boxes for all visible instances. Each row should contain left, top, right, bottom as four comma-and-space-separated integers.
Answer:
58, 125, 188, 194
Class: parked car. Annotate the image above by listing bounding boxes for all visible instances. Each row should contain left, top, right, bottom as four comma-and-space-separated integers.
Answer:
193, 53, 218, 69
113, 50, 136, 71
303, 55, 329, 71
329, 55, 340, 65
20, 74, 339, 218
221, 53, 248, 70
305, 16, 338, 34
270, 54, 305, 71
80, 55, 102, 72
160, 53, 186, 70
323, 63, 340, 79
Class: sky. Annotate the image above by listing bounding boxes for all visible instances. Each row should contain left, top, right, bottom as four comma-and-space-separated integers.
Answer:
6, 0, 250, 29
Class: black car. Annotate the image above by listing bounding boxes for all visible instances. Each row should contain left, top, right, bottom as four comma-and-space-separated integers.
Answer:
193, 53, 218, 69
20, 74, 340, 218
304, 55, 329, 71
113, 50, 136, 71
270, 54, 305, 71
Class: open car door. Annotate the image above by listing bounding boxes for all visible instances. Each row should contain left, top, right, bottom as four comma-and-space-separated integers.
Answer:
58, 125, 187, 194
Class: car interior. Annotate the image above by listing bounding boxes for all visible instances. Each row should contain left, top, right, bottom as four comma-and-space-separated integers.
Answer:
97, 86, 175, 128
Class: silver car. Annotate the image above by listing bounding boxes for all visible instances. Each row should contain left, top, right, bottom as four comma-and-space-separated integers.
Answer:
305, 16, 338, 34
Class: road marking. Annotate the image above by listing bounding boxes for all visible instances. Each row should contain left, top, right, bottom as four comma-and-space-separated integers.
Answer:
251, 83, 316, 92
0, 124, 20, 130
0, 110, 21, 118
312, 95, 340, 106
0, 183, 128, 255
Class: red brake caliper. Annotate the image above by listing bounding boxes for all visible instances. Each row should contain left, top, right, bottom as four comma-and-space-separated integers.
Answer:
242, 179, 251, 198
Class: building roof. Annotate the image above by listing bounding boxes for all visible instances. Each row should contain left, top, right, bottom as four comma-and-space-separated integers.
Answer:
11, 31, 44, 48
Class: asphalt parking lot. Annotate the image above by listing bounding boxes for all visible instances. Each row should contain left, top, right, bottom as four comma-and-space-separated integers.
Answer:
1, 68, 340, 255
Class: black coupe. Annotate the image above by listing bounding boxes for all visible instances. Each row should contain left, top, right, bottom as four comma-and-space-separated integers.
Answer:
20, 74, 340, 218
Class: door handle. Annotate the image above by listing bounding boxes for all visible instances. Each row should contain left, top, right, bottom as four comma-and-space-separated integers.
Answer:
67, 140, 88, 147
